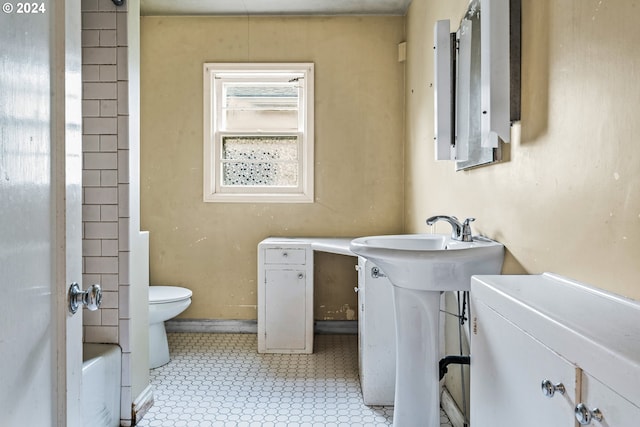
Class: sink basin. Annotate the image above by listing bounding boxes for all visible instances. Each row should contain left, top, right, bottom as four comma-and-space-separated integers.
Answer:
350, 234, 504, 291
350, 233, 504, 427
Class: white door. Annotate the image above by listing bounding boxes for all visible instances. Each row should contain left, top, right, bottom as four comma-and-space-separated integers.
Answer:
0, 0, 83, 425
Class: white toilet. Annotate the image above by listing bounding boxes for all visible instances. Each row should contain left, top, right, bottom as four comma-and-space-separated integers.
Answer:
148, 286, 192, 369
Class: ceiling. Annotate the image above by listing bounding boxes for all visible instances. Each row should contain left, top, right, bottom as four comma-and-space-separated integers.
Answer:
140, 0, 413, 16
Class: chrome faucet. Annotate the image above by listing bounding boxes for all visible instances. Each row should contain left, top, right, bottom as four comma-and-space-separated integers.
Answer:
426, 215, 476, 242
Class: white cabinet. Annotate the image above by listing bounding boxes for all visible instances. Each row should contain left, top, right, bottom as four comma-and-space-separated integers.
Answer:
357, 257, 396, 406
472, 299, 577, 426
258, 243, 313, 353
471, 273, 640, 427
256, 235, 398, 410
580, 372, 640, 427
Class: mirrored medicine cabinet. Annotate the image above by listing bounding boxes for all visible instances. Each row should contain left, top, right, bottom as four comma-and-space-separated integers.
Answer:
434, 0, 521, 171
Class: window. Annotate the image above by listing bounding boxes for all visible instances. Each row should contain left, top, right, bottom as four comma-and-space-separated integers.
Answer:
203, 63, 314, 203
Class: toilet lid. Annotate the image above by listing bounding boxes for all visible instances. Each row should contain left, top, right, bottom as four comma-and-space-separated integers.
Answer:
149, 286, 192, 304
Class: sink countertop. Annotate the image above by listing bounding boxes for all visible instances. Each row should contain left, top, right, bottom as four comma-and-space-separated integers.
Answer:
260, 237, 356, 257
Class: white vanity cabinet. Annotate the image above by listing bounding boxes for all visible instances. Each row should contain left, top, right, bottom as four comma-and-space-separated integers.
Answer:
356, 256, 396, 406
258, 243, 313, 353
472, 297, 578, 425
471, 273, 640, 427
579, 372, 640, 427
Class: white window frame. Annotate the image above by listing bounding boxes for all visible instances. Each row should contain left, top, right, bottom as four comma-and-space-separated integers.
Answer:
203, 63, 314, 203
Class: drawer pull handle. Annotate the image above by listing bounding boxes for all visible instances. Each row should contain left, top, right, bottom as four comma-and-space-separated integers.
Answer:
575, 403, 603, 425
541, 379, 565, 398
297, 273, 304, 279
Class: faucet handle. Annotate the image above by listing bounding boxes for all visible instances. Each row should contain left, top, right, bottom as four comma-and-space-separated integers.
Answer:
461, 218, 475, 242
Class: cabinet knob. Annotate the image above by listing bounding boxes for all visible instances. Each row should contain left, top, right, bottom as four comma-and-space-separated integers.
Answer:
297, 273, 304, 279
575, 403, 603, 425
541, 379, 565, 398
353, 286, 359, 293
282, 252, 288, 257
371, 267, 386, 278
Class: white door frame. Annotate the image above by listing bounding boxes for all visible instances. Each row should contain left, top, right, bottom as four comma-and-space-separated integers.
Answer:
53, 0, 84, 424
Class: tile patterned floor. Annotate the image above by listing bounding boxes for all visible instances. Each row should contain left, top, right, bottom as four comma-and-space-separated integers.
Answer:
137, 333, 453, 427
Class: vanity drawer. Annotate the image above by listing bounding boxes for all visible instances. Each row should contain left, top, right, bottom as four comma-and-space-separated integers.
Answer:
264, 248, 306, 265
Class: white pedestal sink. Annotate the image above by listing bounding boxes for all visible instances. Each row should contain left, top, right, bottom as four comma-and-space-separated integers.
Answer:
350, 233, 504, 427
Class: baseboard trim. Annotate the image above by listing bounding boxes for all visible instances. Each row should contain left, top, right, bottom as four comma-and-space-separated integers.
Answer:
441, 386, 467, 427
166, 319, 257, 333
314, 320, 357, 334
165, 319, 358, 335
131, 384, 154, 426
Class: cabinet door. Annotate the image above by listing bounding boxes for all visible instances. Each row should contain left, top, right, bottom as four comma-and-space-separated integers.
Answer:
358, 258, 396, 406
264, 269, 307, 351
580, 372, 640, 427
471, 300, 577, 427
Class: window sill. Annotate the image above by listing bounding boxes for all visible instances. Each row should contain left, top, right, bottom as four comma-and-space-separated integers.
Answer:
203, 192, 314, 204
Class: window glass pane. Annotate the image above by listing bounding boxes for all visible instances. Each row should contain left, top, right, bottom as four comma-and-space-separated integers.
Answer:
223, 83, 299, 131
222, 162, 299, 187
221, 136, 299, 187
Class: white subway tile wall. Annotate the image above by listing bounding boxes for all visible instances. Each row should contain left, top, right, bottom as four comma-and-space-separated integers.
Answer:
81, 0, 131, 423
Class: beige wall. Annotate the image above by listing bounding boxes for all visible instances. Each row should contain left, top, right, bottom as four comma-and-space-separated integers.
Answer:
406, 0, 640, 299
140, 16, 405, 320
406, 0, 640, 415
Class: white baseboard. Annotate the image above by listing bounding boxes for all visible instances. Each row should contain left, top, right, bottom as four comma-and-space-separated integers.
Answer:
165, 319, 358, 335
130, 384, 154, 426
441, 386, 468, 427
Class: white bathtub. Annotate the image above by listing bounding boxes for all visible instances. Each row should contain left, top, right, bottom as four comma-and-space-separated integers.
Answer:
82, 344, 121, 427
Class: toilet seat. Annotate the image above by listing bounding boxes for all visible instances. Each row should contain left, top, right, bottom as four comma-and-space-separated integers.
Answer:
149, 286, 192, 304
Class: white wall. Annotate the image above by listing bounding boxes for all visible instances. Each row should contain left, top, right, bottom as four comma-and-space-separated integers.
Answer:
126, 0, 152, 415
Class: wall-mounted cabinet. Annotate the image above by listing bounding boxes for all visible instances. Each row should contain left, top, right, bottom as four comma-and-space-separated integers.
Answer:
433, 0, 521, 170
471, 273, 640, 426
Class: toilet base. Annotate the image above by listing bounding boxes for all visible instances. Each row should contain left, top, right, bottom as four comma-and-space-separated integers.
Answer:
149, 321, 170, 369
